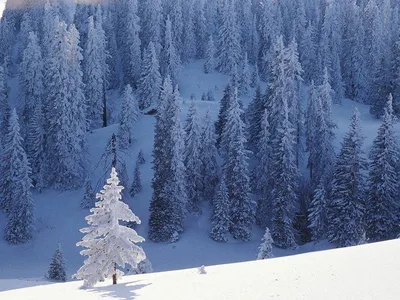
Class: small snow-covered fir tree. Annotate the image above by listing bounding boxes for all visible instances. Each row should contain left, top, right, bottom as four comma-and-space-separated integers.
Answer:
74, 168, 146, 288
138, 42, 162, 111
48, 244, 67, 282
161, 15, 180, 85
210, 177, 230, 243
257, 228, 274, 260
81, 179, 96, 209
327, 108, 367, 247
250, 64, 260, 88
239, 52, 251, 95
204, 35, 215, 74
366, 95, 400, 241
118, 84, 140, 149
0, 65, 9, 146
137, 149, 145, 165
3, 109, 35, 244
129, 162, 142, 197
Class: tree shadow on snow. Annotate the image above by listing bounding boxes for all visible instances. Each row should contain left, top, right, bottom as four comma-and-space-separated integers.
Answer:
89, 280, 152, 300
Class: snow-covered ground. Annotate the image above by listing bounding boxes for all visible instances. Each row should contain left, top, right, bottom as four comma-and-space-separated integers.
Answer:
1, 239, 399, 299
0, 60, 399, 289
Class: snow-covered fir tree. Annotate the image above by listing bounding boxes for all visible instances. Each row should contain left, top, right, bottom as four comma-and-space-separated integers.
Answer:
366, 95, 400, 241
327, 109, 367, 247
138, 42, 162, 111
210, 176, 230, 243
247, 86, 264, 151
0, 65, 10, 146
221, 89, 253, 241
149, 78, 186, 242
216, 0, 241, 75
3, 109, 35, 244
184, 102, 203, 212
140, 0, 162, 54
84, 14, 109, 130
26, 99, 45, 191
19, 31, 43, 138
48, 244, 67, 282
250, 64, 260, 88
181, 0, 196, 62
74, 168, 146, 288
118, 84, 139, 149
81, 179, 96, 209
203, 35, 215, 74
129, 161, 142, 198
200, 110, 219, 201
269, 97, 298, 249
215, 84, 234, 148
238, 52, 251, 95
257, 228, 274, 260
161, 15, 180, 85
308, 182, 328, 241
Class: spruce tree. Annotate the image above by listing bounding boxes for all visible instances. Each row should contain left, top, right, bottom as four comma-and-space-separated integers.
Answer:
204, 35, 215, 74
74, 168, 146, 288
0, 65, 9, 146
137, 149, 145, 165
269, 97, 298, 249
161, 15, 180, 85
184, 102, 203, 213
327, 109, 367, 247
216, 0, 241, 75
257, 228, 274, 260
239, 52, 251, 95
129, 162, 142, 198
118, 84, 140, 149
308, 183, 327, 241
366, 95, 400, 241
250, 64, 260, 88
215, 84, 233, 148
138, 42, 162, 111
48, 244, 67, 282
4, 109, 35, 244
81, 179, 96, 209
210, 177, 230, 243
181, 1, 196, 62
200, 111, 219, 201
221, 89, 253, 241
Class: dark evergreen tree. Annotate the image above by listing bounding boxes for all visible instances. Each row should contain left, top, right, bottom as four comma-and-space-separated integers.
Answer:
81, 179, 96, 209
366, 95, 400, 241
210, 177, 230, 243
129, 161, 142, 198
327, 109, 367, 247
48, 244, 67, 282
137, 149, 145, 165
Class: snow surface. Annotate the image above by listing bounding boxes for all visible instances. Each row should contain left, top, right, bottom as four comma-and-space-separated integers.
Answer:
1, 239, 399, 299
0, 60, 399, 288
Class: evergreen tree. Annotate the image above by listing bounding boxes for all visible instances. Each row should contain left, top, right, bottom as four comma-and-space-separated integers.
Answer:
250, 64, 260, 88
120, 0, 141, 86
299, 21, 317, 83
19, 31, 43, 138
161, 15, 180, 85
203, 35, 215, 74
269, 97, 298, 249
200, 111, 219, 201
0, 65, 10, 146
247, 86, 264, 150
257, 228, 274, 260
308, 183, 327, 241
84, 15, 108, 130
26, 99, 45, 191
221, 89, 253, 241
118, 84, 140, 149
138, 42, 162, 111
129, 162, 142, 198
366, 95, 400, 241
140, 0, 162, 54
216, 0, 241, 75
4, 109, 35, 244
137, 149, 145, 165
184, 102, 203, 212
215, 84, 233, 148
210, 177, 230, 243
74, 168, 146, 288
181, 0, 196, 62
193, 0, 207, 58
239, 52, 251, 95
327, 109, 367, 247
81, 179, 96, 209
48, 244, 67, 282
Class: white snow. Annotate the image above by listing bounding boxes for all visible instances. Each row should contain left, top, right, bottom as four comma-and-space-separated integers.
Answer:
1, 239, 399, 299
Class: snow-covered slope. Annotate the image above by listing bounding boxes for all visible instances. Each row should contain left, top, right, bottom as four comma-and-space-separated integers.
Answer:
0, 60, 398, 284
1, 239, 399, 300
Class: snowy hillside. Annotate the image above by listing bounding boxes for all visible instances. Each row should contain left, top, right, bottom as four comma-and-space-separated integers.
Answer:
1, 239, 399, 300
0, 61, 397, 282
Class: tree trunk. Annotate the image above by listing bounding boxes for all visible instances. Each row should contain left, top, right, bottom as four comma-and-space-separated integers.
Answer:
112, 263, 117, 285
